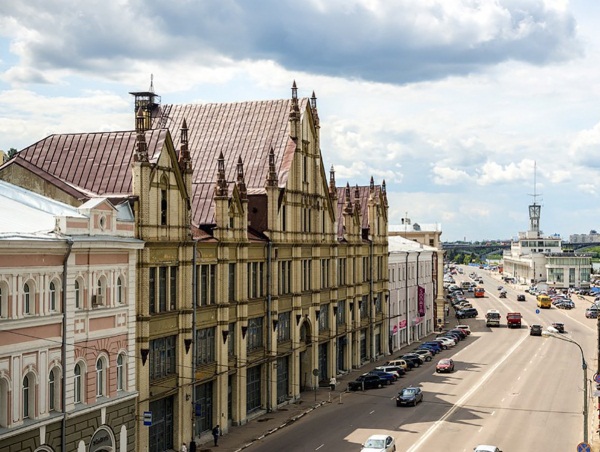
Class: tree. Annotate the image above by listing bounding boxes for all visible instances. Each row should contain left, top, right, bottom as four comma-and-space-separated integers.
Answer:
7, 148, 17, 159
462, 254, 471, 265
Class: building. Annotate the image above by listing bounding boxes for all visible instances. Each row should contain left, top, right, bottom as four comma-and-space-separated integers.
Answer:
387, 235, 437, 352
569, 230, 600, 244
0, 181, 143, 451
0, 82, 389, 450
389, 219, 445, 328
503, 199, 591, 288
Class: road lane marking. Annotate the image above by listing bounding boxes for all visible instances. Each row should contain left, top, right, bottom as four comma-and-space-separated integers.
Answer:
406, 332, 529, 452
315, 444, 324, 450
491, 411, 495, 416
369, 410, 375, 415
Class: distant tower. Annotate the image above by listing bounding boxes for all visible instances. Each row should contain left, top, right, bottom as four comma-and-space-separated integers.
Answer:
129, 74, 161, 129
528, 162, 542, 237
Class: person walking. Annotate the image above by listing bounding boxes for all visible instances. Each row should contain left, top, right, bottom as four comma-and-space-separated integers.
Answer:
181, 443, 187, 452
329, 376, 337, 391
212, 425, 220, 447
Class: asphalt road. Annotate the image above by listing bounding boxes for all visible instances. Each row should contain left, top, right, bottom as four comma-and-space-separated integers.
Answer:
246, 267, 596, 452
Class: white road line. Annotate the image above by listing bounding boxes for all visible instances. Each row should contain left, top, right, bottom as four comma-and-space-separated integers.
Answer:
315, 444, 324, 450
369, 410, 375, 415
406, 332, 529, 452
491, 411, 495, 416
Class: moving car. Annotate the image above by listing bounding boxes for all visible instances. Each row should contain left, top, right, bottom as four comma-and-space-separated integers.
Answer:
517, 294, 526, 301
361, 434, 396, 452
529, 324, 542, 336
347, 374, 383, 391
585, 307, 600, 319
396, 387, 423, 407
474, 446, 502, 452
555, 300, 575, 309
551, 322, 565, 333
436, 358, 455, 373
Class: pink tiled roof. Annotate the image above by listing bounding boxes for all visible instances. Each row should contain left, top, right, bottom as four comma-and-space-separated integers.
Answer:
336, 185, 383, 238
9, 130, 168, 197
152, 99, 307, 226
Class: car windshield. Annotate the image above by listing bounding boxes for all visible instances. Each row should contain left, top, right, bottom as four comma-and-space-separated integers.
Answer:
365, 439, 384, 448
402, 388, 416, 395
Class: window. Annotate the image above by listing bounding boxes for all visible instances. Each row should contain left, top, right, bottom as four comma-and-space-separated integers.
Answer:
0, 284, 7, 318
23, 283, 31, 315
247, 317, 263, 351
49, 368, 58, 411
318, 305, 329, 331
169, 267, 177, 310
196, 328, 216, 364
228, 263, 236, 302
116, 277, 123, 304
277, 312, 290, 342
74, 280, 81, 309
149, 268, 156, 313
338, 258, 347, 286
199, 264, 216, 306
302, 259, 312, 291
74, 363, 82, 403
150, 336, 177, 380
49, 281, 57, 311
96, 358, 105, 397
320, 259, 329, 289
337, 300, 346, 325
360, 295, 368, 318
228, 323, 236, 357
160, 189, 168, 226
279, 261, 291, 294
23, 376, 30, 419
246, 365, 261, 413
96, 278, 105, 306
117, 354, 125, 391
247, 262, 264, 299
150, 266, 178, 313
363, 257, 369, 282
159, 267, 167, 311
375, 294, 382, 314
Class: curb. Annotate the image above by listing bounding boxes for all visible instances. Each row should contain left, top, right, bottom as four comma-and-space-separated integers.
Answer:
233, 400, 329, 451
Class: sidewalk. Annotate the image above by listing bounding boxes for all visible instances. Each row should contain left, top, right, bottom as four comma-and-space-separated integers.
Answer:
191, 353, 407, 452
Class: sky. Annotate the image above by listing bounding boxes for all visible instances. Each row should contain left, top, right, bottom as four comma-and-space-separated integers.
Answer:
1, 0, 599, 243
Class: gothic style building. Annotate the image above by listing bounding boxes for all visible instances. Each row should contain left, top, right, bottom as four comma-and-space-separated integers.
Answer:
0, 82, 388, 451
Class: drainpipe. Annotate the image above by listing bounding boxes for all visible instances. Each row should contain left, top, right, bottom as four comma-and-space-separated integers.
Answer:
405, 252, 410, 346
369, 240, 375, 359
416, 251, 421, 341
266, 240, 272, 412
61, 239, 73, 452
191, 240, 197, 441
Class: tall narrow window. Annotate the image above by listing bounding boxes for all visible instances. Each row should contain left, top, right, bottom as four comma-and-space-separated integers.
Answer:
159, 267, 167, 311
22, 376, 30, 419
117, 354, 124, 391
49, 369, 56, 411
74, 363, 82, 403
169, 267, 177, 310
74, 280, 81, 309
160, 189, 168, 225
228, 263, 236, 302
149, 267, 156, 313
116, 277, 123, 304
49, 281, 56, 311
96, 279, 105, 305
96, 359, 104, 397
23, 283, 31, 315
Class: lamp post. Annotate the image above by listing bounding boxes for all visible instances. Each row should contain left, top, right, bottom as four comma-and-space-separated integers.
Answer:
542, 327, 588, 443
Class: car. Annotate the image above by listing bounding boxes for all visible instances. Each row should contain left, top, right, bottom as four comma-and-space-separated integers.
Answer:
474, 446, 502, 452
448, 328, 467, 339
497, 286, 503, 291
367, 371, 395, 385
530, 324, 542, 336
517, 294, 526, 301
361, 434, 396, 452
396, 386, 423, 407
437, 334, 457, 345
585, 307, 600, 319
455, 324, 471, 335
551, 322, 565, 333
556, 300, 575, 309
412, 349, 433, 362
374, 366, 405, 378
348, 374, 383, 391
436, 358, 455, 373
401, 353, 425, 365
422, 342, 443, 353
433, 337, 455, 349
456, 308, 478, 319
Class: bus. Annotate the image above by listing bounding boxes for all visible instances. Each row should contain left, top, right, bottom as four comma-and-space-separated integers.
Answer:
474, 287, 485, 298
536, 294, 552, 309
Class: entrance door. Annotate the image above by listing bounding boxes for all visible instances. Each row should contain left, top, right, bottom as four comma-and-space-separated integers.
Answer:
149, 396, 174, 452
318, 343, 328, 382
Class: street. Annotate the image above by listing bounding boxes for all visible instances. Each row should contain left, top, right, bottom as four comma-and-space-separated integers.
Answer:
246, 268, 596, 451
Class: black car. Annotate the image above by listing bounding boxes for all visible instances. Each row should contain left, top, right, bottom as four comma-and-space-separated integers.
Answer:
552, 322, 565, 333
396, 387, 423, 407
530, 324, 543, 336
347, 374, 383, 391
367, 371, 395, 385
400, 354, 422, 367
517, 294, 526, 301
456, 308, 478, 319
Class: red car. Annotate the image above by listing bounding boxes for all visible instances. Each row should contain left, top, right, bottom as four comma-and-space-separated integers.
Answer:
436, 358, 455, 373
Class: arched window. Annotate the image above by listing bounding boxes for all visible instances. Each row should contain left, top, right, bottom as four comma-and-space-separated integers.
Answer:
74, 363, 82, 404
96, 358, 104, 397
22, 375, 31, 419
116, 277, 123, 304
49, 368, 56, 411
95, 278, 105, 306
23, 283, 31, 315
49, 281, 57, 311
116, 354, 124, 391
160, 188, 168, 225
0, 376, 8, 427
0, 284, 5, 318
74, 280, 81, 309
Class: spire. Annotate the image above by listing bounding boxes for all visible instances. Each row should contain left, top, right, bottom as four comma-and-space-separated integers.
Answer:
310, 90, 320, 129
267, 147, 278, 187
354, 184, 361, 211
149, 73, 154, 93
178, 119, 192, 172
369, 176, 375, 193
289, 81, 300, 139
215, 152, 228, 197
328, 165, 337, 198
236, 156, 247, 200
382, 179, 388, 206
134, 107, 149, 162
344, 183, 353, 214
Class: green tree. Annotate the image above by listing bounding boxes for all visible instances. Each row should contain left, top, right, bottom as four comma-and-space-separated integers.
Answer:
7, 148, 17, 159
463, 254, 471, 265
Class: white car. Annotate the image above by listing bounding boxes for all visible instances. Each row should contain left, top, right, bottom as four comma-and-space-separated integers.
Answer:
474, 446, 502, 452
361, 434, 396, 452
435, 337, 455, 347
455, 324, 472, 335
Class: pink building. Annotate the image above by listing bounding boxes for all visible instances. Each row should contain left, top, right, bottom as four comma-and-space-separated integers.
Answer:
0, 181, 143, 451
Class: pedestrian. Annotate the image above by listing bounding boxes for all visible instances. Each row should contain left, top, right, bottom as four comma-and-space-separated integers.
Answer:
189, 440, 196, 452
329, 376, 336, 391
181, 443, 187, 452
212, 425, 220, 447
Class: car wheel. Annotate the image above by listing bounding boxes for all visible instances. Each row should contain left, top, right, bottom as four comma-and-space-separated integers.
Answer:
377, 383, 382, 388
396, 402, 401, 407
387, 380, 392, 385
414, 362, 420, 368
426, 357, 432, 362
413, 400, 417, 407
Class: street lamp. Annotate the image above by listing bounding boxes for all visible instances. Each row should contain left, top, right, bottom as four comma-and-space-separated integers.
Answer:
542, 327, 588, 443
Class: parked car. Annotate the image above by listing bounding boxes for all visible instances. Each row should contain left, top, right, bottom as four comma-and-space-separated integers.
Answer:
456, 308, 478, 319
474, 446, 502, 452
434, 337, 455, 348
556, 300, 575, 309
436, 358, 455, 373
551, 322, 565, 333
585, 307, 600, 319
396, 386, 423, 407
529, 324, 542, 336
416, 344, 439, 355
437, 334, 457, 345
401, 353, 425, 365
361, 434, 396, 452
412, 349, 433, 362
422, 342, 443, 353
348, 374, 383, 391
441, 333, 460, 344
386, 359, 409, 370
367, 371, 395, 385
374, 366, 405, 378
517, 294, 526, 301
448, 328, 467, 339
455, 324, 471, 335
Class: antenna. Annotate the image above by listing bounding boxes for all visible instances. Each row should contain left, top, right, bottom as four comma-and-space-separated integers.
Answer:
528, 161, 542, 205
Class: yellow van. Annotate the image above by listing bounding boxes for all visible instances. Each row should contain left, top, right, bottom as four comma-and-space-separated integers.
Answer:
536, 294, 551, 309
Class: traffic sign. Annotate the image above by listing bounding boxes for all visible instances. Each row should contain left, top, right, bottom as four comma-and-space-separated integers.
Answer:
143, 411, 152, 426
576, 442, 591, 452
535, 309, 540, 314
594, 373, 600, 384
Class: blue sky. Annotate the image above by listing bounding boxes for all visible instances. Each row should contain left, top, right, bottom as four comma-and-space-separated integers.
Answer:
1, 0, 599, 242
